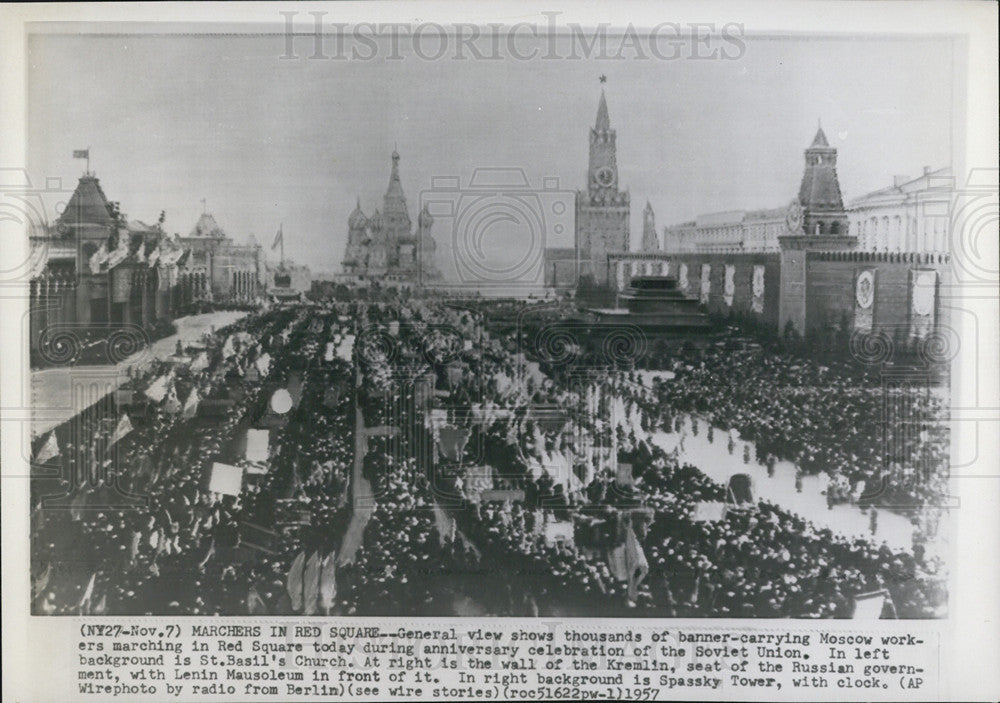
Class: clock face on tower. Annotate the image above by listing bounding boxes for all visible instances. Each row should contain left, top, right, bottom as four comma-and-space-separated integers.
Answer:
594, 166, 616, 187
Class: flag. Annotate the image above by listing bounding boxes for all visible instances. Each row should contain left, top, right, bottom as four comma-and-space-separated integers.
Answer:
34, 432, 61, 464
285, 551, 305, 612
246, 585, 269, 615
144, 374, 170, 402
32, 564, 52, 599
302, 551, 321, 615
108, 414, 133, 446
88, 242, 109, 274
182, 388, 200, 419
73, 149, 89, 159
190, 352, 209, 371
79, 572, 96, 613
624, 523, 649, 601
271, 225, 283, 252
319, 552, 337, 612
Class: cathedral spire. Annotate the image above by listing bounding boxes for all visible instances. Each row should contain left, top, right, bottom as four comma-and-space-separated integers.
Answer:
595, 89, 610, 131
811, 123, 829, 148
387, 150, 403, 194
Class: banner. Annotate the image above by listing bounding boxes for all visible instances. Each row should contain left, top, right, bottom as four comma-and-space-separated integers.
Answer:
699, 264, 711, 304
910, 269, 937, 340
853, 269, 876, 332
437, 425, 471, 462
479, 489, 525, 502
724, 264, 736, 307
208, 462, 243, 496
245, 429, 270, 465
112, 267, 132, 303
616, 462, 634, 486
693, 501, 728, 522
678, 262, 688, 292
852, 589, 889, 619
752, 264, 765, 313
543, 520, 575, 547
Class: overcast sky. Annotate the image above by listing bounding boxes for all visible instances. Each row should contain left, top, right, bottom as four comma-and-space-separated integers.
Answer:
28, 30, 958, 274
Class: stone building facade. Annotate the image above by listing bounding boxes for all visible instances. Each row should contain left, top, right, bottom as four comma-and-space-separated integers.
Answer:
173, 211, 263, 304
29, 174, 190, 364
661, 127, 849, 255
846, 167, 952, 253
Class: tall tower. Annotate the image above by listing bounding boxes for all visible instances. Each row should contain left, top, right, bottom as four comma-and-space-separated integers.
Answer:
797, 125, 849, 236
641, 201, 660, 252
382, 149, 412, 266
575, 88, 630, 286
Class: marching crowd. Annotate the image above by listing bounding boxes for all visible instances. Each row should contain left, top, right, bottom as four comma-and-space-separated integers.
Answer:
30, 294, 948, 618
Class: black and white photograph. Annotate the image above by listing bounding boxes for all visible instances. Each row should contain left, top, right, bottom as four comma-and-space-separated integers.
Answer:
2, 3, 997, 702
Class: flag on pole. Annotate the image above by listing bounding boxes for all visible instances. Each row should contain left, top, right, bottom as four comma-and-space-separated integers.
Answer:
246, 584, 269, 615
34, 432, 61, 464
285, 551, 305, 612
302, 551, 321, 615
182, 388, 200, 419
271, 224, 283, 251
73, 149, 90, 160
144, 374, 170, 402
79, 572, 96, 613
624, 523, 649, 601
319, 552, 337, 612
108, 414, 133, 446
